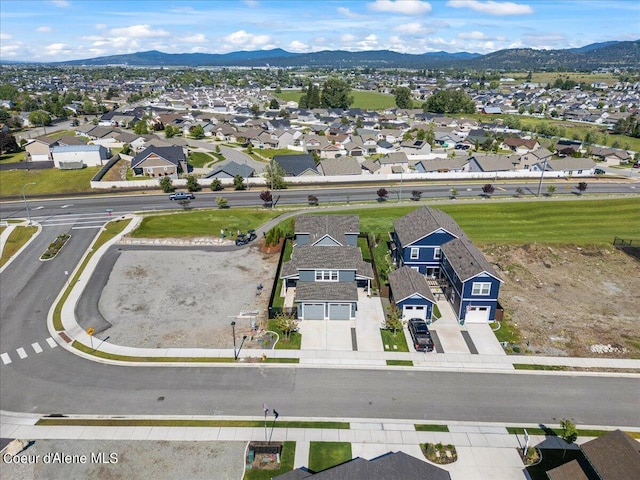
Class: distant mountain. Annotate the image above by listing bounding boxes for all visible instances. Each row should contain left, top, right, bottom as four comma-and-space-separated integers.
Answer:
43, 40, 640, 69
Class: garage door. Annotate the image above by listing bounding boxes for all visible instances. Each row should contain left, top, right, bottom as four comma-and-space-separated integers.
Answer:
302, 303, 324, 320
328, 303, 351, 320
465, 306, 490, 323
403, 305, 426, 320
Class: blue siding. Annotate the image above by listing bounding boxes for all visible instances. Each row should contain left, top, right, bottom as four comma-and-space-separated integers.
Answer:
299, 270, 314, 282
339, 270, 355, 282
397, 230, 457, 273
459, 273, 501, 321
345, 234, 358, 246
296, 233, 310, 245
397, 295, 434, 319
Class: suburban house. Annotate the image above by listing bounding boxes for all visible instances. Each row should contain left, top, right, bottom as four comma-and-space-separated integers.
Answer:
51, 144, 109, 169
545, 157, 596, 176
25, 136, 58, 162
467, 153, 524, 172
388, 266, 436, 322
391, 206, 502, 323
280, 215, 373, 321
318, 157, 362, 176
130, 145, 187, 178
204, 160, 255, 179
273, 154, 319, 177
546, 429, 640, 480
273, 451, 451, 480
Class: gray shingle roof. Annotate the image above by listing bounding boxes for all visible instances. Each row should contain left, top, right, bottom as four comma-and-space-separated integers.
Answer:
319, 157, 362, 176
280, 246, 373, 279
440, 237, 501, 282
273, 153, 318, 176
295, 281, 358, 302
469, 154, 522, 172
388, 266, 435, 303
295, 215, 360, 245
580, 429, 640, 480
205, 160, 254, 178
131, 145, 185, 168
393, 206, 465, 247
547, 157, 595, 171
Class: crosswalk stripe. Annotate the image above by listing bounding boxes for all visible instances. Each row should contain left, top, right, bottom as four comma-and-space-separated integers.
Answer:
71, 225, 104, 229
46, 337, 57, 348
1, 353, 11, 365
16, 347, 27, 359
32, 342, 43, 353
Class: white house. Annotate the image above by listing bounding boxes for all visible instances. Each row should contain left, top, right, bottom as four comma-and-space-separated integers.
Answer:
51, 145, 109, 169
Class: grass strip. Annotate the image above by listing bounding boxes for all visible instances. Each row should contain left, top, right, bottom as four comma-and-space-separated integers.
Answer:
308, 442, 353, 473
513, 364, 569, 371
381, 329, 409, 352
0, 225, 37, 267
53, 219, 131, 331
386, 360, 413, 366
72, 341, 299, 363
414, 424, 450, 432
244, 441, 296, 479
37, 419, 348, 429
506, 427, 627, 437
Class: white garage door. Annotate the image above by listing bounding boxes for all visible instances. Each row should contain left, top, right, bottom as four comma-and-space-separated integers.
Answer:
328, 303, 351, 320
465, 306, 490, 323
303, 304, 324, 320
403, 305, 426, 320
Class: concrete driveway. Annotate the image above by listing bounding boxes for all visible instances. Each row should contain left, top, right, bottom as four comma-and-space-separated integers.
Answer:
465, 324, 506, 355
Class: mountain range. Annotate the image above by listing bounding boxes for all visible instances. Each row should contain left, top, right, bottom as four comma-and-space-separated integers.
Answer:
36, 40, 640, 70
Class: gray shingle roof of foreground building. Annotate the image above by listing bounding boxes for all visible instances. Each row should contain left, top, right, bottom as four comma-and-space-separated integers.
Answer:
393, 206, 465, 246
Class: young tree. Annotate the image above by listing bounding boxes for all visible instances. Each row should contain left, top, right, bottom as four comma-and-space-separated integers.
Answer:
482, 184, 495, 197
215, 196, 228, 209
376, 188, 388, 202
546, 185, 557, 196
394, 86, 413, 109
385, 304, 404, 336
186, 175, 201, 192
411, 190, 422, 201
176, 199, 191, 210
159, 176, 174, 193
514, 187, 524, 198
259, 190, 273, 207
264, 161, 287, 189
576, 182, 588, 195
560, 418, 578, 458
210, 178, 223, 191
307, 194, 319, 206
449, 187, 459, 199
233, 174, 246, 191
274, 311, 299, 343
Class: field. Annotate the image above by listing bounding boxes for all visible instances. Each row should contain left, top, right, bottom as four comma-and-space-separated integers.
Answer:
276, 89, 396, 110
0, 167, 100, 197
0, 151, 26, 164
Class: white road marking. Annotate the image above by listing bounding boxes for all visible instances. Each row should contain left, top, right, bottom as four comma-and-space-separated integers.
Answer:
32, 342, 43, 353
17, 347, 27, 359
33, 206, 44, 210
71, 225, 104, 229
60, 204, 74, 208
1, 353, 11, 365
46, 337, 57, 348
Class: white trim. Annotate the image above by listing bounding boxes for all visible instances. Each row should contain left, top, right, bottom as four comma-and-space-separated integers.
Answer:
410, 247, 419, 259
471, 282, 491, 296
315, 270, 338, 282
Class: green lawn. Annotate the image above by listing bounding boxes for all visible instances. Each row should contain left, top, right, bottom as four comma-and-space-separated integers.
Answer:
381, 328, 409, 352
308, 442, 352, 473
386, 359, 413, 366
267, 318, 302, 350
415, 424, 450, 432
332, 199, 640, 245
0, 151, 26, 163
188, 151, 216, 168
271, 239, 293, 309
0, 226, 38, 267
46, 129, 77, 138
276, 90, 396, 110
244, 441, 296, 480
0, 167, 100, 197
130, 209, 282, 238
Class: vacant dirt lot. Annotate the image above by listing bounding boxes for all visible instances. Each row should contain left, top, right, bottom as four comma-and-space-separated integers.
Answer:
484, 243, 640, 358
98, 245, 279, 349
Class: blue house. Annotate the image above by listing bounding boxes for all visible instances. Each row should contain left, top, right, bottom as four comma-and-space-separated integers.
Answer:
280, 215, 373, 321
391, 207, 464, 278
391, 207, 502, 323
388, 266, 436, 322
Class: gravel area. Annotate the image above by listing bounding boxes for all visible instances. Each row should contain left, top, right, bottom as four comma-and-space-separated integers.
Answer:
98, 245, 278, 348
2, 440, 246, 480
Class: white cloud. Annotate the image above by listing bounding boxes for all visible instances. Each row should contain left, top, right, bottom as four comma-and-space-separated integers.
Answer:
242, 0, 259, 6
341, 34, 357, 42
224, 30, 271, 47
288, 40, 308, 52
358, 34, 379, 49
50, 0, 70, 7
45, 43, 71, 56
337, 6, 360, 18
370, 0, 432, 15
36, 26, 52, 32
458, 30, 488, 40
110, 25, 169, 38
0, 44, 21, 56
394, 22, 426, 34
183, 33, 207, 43
0, 33, 12, 40
95, 24, 107, 30
447, 1, 533, 16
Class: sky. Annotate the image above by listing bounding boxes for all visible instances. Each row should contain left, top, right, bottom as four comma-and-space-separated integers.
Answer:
1, 0, 639, 62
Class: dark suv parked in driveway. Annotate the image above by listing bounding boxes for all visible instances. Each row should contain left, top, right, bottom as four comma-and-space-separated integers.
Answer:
408, 318, 434, 352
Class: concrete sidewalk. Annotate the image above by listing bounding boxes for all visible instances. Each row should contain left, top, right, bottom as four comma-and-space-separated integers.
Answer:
4, 413, 635, 480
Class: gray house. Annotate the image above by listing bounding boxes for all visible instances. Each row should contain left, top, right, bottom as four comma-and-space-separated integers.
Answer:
280, 215, 373, 321
205, 160, 255, 179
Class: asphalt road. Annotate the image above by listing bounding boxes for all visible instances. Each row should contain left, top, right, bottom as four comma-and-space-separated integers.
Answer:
1, 220, 639, 426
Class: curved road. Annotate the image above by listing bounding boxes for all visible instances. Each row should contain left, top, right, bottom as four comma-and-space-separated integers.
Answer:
1, 211, 639, 426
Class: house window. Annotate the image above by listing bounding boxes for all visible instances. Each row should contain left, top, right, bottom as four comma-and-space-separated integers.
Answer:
315, 270, 338, 282
472, 282, 491, 296
434, 247, 441, 260
410, 248, 419, 259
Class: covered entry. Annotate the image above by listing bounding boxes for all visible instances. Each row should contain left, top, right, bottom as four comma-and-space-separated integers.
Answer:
465, 306, 490, 323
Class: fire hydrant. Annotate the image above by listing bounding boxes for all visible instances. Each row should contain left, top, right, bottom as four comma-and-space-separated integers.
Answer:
261, 353, 267, 362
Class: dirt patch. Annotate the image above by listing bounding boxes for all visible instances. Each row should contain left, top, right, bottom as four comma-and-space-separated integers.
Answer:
100, 158, 129, 181
484, 243, 640, 358
98, 245, 279, 349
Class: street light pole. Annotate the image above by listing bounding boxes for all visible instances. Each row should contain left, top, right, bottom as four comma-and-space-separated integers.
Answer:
231, 321, 237, 360
536, 160, 547, 197
21, 182, 36, 225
